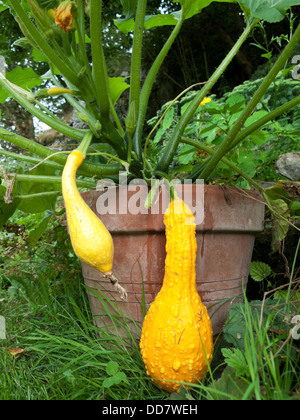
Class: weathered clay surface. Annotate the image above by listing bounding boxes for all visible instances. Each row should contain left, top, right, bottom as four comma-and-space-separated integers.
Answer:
81, 185, 265, 337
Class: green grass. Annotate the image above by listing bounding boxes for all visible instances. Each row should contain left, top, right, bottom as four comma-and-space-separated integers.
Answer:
1, 274, 299, 400
0, 217, 299, 400
0, 280, 165, 400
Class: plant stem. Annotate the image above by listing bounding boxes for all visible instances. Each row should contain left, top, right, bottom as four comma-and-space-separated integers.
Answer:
90, 0, 110, 118
15, 174, 96, 189
0, 128, 122, 177
8, 0, 81, 88
73, 17, 96, 96
76, 131, 94, 157
0, 74, 86, 141
199, 23, 300, 181
133, 15, 184, 158
129, 0, 147, 124
0, 149, 63, 171
155, 20, 257, 173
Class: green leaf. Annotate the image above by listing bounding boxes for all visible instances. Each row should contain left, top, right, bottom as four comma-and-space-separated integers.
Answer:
221, 348, 249, 377
114, 17, 134, 33
109, 77, 130, 105
162, 107, 175, 130
250, 261, 272, 282
35, 0, 58, 8
17, 191, 59, 213
238, 0, 300, 23
6, 66, 42, 91
28, 210, 52, 246
177, 144, 196, 164
114, 11, 181, 33
0, 189, 21, 228
0, 4, 8, 13
115, 0, 236, 33
113, 371, 127, 384
224, 93, 245, 114
176, 0, 236, 20
0, 66, 43, 103
106, 361, 119, 376
245, 110, 268, 127
102, 376, 116, 388
120, 0, 138, 20
209, 366, 249, 400
144, 11, 182, 29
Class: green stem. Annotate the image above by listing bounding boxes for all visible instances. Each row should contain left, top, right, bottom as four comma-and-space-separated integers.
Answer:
133, 15, 184, 158
0, 149, 63, 170
0, 128, 122, 177
0, 75, 86, 141
90, 0, 110, 118
76, 130, 94, 157
88, 152, 129, 170
15, 191, 61, 200
199, 23, 300, 181
155, 20, 257, 173
109, 99, 125, 137
129, 0, 147, 124
50, 72, 100, 133
127, 131, 133, 164
73, 17, 96, 95
144, 178, 162, 209
15, 174, 96, 189
77, 0, 85, 37
9, 0, 81, 88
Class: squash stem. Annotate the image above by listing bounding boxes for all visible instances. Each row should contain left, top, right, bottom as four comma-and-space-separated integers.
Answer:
76, 131, 94, 157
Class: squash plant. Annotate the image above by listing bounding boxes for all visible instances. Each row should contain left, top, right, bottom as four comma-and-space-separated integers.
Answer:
0, 0, 299, 224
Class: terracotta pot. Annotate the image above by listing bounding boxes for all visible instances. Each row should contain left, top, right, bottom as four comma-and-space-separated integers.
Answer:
80, 184, 265, 337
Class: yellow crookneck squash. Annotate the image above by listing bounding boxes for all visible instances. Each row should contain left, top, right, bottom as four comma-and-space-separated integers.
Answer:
62, 148, 114, 275
140, 198, 213, 393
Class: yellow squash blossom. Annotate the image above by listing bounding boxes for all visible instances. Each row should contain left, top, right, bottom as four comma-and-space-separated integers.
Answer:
200, 97, 212, 106
55, 1, 75, 32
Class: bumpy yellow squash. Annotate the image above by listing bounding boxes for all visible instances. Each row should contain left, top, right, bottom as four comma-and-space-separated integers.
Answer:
140, 198, 213, 393
62, 149, 114, 274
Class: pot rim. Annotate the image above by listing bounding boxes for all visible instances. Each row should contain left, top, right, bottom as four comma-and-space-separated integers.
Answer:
81, 184, 265, 234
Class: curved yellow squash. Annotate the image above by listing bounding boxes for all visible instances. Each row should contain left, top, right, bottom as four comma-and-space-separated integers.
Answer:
62, 150, 114, 274
140, 199, 213, 393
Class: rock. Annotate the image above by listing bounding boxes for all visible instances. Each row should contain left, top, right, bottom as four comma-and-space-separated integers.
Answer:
276, 152, 300, 181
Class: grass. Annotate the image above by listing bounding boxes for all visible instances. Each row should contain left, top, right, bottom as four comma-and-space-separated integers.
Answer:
0, 216, 299, 400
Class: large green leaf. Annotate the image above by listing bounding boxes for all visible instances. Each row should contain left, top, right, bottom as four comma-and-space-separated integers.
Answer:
115, 0, 235, 33
17, 191, 59, 213
28, 210, 53, 246
238, 0, 300, 23
7, 67, 42, 90
0, 66, 43, 103
0, 186, 21, 228
115, 12, 181, 33
175, 0, 236, 19
14, 165, 60, 214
